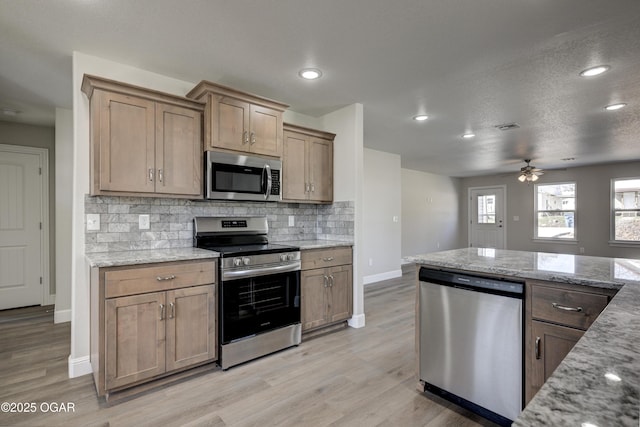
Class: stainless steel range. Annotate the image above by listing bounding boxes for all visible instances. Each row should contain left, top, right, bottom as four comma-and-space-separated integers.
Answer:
193, 216, 301, 370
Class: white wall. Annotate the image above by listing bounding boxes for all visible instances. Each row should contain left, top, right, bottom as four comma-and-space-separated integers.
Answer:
283, 110, 322, 129
401, 168, 463, 257
69, 52, 198, 377
322, 104, 365, 328
460, 160, 640, 258
54, 108, 73, 323
362, 149, 402, 283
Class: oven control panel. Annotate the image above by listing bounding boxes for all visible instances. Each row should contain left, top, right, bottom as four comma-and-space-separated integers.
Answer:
221, 220, 248, 228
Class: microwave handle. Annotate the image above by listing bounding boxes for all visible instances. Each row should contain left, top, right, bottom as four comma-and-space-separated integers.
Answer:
263, 164, 272, 200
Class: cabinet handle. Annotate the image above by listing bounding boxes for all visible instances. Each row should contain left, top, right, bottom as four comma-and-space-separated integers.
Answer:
169, 302, 175, 319
159, 303, 165, 320
156, 275, 176, 281
243, 130, 249, 144
250, 132, 256, 145
552, 302, 583, 313
323, 257, 334, 262
158, 168, 163, 183
311, 183, 315, 193
329, 275, 334, 287
323, 275, 328, 288
149, 168, 154, 182
535, 336, 541, 359
305, 183, 310, 193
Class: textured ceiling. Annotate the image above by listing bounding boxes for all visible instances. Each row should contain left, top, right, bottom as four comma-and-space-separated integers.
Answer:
1, 0, 640, 177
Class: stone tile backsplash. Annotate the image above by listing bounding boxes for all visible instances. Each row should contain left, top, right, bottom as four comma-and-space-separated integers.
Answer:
85, 195, 354, 253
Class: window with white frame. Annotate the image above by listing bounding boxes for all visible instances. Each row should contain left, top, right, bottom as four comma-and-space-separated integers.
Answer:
612, 178, 640, 243
534, 183, 576, 240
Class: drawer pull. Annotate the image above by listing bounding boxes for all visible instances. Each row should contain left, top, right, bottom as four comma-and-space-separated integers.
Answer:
552, 302, 583, 313
535, 337, 541, 359
156, 275, 176, 281
159, 304, 165, 320
323, 257, 334, 262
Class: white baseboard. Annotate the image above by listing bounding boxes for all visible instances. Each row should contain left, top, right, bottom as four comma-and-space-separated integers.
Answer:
68, 355, 92, 378
363, 269, 402, 285
54, 309, 71, 324
348, 313, 365, 328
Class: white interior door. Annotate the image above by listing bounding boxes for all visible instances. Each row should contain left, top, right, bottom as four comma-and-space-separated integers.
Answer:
0, 146, 43, 310
469, 186, 506, 249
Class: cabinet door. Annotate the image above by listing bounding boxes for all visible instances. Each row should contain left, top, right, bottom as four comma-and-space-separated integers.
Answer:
105, 292, 166, 390
211, 96, 250, 151
282, 131, 309, 201
328, 265, 352, 323
528, 320, 583, 401
249, 104, 282, 157
98, 91, 155, 193
308, 138, 333, 202
155, 103, 203, 196
301, 269, 329, 331
166, 284, 216, 371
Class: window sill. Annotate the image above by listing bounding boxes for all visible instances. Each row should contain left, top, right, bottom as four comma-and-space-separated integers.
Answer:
609, 240, 640, 247
532, 239, 578, 245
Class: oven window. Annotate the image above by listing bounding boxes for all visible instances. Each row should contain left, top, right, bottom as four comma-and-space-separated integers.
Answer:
221, 271, 300, 343
213, 163, 263, 194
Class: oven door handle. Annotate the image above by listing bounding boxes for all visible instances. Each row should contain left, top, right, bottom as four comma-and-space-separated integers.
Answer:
223, 262, 301, 280
263, 164, 272, 200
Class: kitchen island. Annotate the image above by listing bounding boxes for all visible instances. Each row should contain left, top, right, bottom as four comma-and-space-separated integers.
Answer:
405, 248, 640, 427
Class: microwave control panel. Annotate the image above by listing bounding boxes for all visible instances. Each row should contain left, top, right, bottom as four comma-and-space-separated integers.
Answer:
271, 170, 280, 195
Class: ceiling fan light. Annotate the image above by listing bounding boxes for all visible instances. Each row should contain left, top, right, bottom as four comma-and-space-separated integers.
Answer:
518, 174, 527, 182
531, 174, 539, 182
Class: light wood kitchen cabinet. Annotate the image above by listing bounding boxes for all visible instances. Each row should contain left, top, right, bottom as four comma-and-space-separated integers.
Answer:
301, 247, 352, 333
186, 81, 288, 158
283, 123, 335, 203
525, 280, 616, 403
91, 260, 217, 396
81, 74, 204, 198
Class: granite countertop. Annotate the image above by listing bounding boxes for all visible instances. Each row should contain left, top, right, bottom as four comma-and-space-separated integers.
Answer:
275, 239, 354, 250
405, 248, 640, 426
86, 247, 219, 268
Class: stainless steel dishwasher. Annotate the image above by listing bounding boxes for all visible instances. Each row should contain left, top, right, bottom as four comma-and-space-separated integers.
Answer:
418, 267, 524, 426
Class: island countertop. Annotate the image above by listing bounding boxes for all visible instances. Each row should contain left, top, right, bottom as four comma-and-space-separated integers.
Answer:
405, 248, 640, 427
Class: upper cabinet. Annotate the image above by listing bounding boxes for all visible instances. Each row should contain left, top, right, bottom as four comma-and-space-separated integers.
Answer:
282, 123, 335, 203
187, 81, 288, 158
82, 75, 205, 198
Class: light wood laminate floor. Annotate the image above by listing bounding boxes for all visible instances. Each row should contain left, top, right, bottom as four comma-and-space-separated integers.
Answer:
0, 269, 497, 427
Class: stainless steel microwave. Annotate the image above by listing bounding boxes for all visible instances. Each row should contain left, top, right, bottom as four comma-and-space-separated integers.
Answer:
205, 150, 281, 201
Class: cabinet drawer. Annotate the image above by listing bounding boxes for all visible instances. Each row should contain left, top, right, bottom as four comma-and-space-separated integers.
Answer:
531, 285, 608, 330
105, 261, 216, 298
301, 247, 352, 270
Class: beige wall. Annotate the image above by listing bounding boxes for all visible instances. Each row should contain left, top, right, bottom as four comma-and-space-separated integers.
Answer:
401, 168, 463, 257
460, 160, 640, 258
0, 121, 56, 296
362, 149, 402, 282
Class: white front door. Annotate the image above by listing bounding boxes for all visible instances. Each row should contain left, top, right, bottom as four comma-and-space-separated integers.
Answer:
0, 146, 44, 310
469, 186, 506, 249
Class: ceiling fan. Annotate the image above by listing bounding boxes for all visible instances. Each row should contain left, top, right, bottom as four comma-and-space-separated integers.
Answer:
518, 159, 544, 182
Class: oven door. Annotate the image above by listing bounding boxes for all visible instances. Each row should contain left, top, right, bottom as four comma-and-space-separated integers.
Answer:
206, 150, 281, 201
220, 269, 300, 344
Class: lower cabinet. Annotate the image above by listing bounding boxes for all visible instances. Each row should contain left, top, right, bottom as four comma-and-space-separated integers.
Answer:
525, 280, 616, 403
300, 247, 353, 333
91, 260, 217, 396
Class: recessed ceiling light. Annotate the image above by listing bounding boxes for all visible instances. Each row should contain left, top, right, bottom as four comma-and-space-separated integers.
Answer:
298, 68, 322, 80
462, 133, 475, 139
604, 372, 622, 382
561, 157, 575, 161
413, 115, 429, 121
605, 103, 626, 111
1, 108, 20, 116
580, 65, 610, 77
